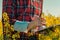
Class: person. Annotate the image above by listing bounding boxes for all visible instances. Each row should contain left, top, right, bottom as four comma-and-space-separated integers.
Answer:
3, 0, 43, 32
12, 14, 40, 32
24, 14, 46, 33
3, 0, 43, 25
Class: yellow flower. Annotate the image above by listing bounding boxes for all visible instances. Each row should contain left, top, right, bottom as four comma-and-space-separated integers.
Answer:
10, 25, 14, 31
44, 13, 60, 27
58, 37, 60, 40
50, 32, 59, 38
39, 34, 41, 37
3, 12, 9, 20
54, 28, 60, 33
3, 12, 8, 18
44, 36, 52, 40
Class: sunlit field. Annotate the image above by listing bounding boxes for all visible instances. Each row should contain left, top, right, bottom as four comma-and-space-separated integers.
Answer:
0, 19, 3, 40
1, 12, 60, 40
0, 20, 2, 35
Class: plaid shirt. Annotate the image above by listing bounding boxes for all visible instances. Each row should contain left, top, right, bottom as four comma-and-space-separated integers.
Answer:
3, 0, 43, 24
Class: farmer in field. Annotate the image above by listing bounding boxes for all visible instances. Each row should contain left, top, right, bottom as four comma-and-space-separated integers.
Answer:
3, 0, 44, 32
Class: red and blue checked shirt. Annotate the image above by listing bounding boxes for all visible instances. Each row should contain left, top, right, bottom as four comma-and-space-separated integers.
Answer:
3, 0, 43, 24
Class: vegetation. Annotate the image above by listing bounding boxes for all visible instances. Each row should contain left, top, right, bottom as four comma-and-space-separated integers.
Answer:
1, 12, 60, 40
0, 19, 3, 40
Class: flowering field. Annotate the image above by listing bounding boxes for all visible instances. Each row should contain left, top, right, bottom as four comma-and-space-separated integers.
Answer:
0, 20, 3, 40
0, 12, 60, 40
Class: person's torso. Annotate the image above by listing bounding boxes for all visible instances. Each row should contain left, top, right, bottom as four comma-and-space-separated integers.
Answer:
3, 0, 42, 24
